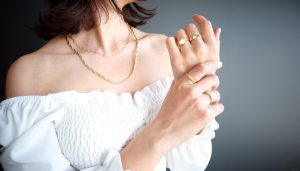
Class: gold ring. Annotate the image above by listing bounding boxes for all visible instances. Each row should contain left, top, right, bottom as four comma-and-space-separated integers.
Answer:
178, 38, 188, 46
185, 73, 196, 84
189, 34, 201, 41
204, 91, 216, 104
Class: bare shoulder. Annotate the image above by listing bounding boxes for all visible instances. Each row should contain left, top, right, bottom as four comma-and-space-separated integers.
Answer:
137, 30, 168, 51
5, 37, 66, 99
135, 29, 173, 76
5, 52, 41, 99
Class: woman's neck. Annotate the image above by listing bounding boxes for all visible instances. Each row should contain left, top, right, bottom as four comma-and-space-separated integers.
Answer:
72, 11, 131, 54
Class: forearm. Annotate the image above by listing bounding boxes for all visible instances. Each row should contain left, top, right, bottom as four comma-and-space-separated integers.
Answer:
120, 123, 169, 171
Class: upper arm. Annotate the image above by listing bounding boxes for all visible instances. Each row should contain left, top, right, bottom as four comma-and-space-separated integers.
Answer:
5, 54, 38, 99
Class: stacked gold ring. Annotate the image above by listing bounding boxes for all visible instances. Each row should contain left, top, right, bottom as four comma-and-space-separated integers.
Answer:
189, 34, 201, 41
177, 34, 201, 48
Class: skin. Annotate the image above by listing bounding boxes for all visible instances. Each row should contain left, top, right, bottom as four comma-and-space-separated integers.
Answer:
5, 0, 224, 170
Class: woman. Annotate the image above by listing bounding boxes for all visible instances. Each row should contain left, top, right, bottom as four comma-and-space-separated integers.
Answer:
0, 0, 224, 170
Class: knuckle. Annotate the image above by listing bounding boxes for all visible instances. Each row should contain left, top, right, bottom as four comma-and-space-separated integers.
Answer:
215, 90, 221, 98
195, 99, 205, 112
201, 109, 210, 119
197, 64, 206, 76
215, 105, 224, 116
199, 63, 209, 73
194, 64, 204, 75
211, 74, 219, 83
193, 98, 212, 121
187, 87, 199, 99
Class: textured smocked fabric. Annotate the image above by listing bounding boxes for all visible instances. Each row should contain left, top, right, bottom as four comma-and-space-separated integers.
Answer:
0, 76, 219, 171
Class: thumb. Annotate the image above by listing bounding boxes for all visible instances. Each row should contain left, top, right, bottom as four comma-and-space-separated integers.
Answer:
166, 36, 181, 78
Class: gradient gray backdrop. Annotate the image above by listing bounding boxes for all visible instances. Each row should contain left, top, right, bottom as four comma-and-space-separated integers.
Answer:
1, 0, 300, 170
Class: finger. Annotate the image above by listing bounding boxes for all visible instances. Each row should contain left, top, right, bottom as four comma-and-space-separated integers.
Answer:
204, 90, 221, 105
195, 74, 220, 94
200, 93, 212, 106
214, 27, 221, 48
184, 23, 205, 50
166, 36, 181, 64
207, 103, 224, 118
175, 29, 191, 55
181, 60, 222, 85
166, 37, 182, 75
192, 15, 216, 45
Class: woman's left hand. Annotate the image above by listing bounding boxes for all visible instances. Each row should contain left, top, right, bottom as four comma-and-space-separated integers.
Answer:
166, 14, 221, 79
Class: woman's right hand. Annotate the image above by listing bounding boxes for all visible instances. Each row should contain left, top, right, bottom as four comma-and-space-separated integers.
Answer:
150, 60, 224, 150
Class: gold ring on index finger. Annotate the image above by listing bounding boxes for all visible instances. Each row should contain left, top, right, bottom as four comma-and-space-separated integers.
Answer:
178, 38, 188, 46
189, 34, 201, 42
185, 73, 196, 84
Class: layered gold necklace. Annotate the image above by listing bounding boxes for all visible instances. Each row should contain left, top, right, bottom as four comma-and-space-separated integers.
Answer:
68, 24, 133, 57
66, 25, 138, 84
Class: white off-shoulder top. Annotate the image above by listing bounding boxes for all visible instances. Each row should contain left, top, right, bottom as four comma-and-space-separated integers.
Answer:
0, 76, 219, 171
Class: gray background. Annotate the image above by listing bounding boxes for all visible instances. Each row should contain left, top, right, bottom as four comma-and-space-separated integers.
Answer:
1, 0, 300, 170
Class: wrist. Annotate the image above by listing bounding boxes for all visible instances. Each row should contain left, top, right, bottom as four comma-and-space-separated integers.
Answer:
146, 117, 174, 152
142, 123, 170, 154
120, 123, 168, 171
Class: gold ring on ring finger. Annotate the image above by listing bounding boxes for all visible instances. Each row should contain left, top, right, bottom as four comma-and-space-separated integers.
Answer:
189, 34, 201, 42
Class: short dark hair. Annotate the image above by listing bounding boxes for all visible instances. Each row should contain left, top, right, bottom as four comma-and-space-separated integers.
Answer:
33, 0, 156, 40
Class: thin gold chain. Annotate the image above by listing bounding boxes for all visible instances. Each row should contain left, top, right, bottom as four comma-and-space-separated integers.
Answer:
69, 24, 133, 57
66, 26, 138, 84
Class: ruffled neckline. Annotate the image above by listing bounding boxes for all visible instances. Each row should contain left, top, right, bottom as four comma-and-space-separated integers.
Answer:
1, 76, 175, 105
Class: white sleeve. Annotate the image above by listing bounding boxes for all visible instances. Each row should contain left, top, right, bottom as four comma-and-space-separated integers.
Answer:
0, 96, 124, 171
166, 119, 219, 171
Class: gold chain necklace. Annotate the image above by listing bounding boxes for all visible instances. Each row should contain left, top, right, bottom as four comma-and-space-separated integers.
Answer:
69, 24, 133, 57
66, 26, 138, 84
